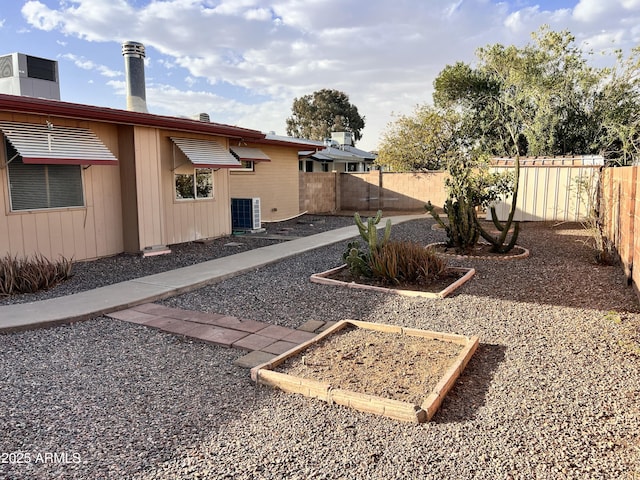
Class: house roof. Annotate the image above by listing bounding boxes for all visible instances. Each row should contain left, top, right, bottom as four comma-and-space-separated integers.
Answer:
0, 93, 265, 140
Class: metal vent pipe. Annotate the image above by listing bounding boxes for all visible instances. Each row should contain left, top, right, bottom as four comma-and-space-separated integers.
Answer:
121, 41, 148, 113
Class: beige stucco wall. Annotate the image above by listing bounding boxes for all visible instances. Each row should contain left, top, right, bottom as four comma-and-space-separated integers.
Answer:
0, 114, 123, 261
230, 143, 300, 222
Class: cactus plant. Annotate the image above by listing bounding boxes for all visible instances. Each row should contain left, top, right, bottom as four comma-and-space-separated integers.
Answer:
343, 211, 392, 277
426, 198, 479, 255
354, 210, 392, 252
342, 241, 372, 277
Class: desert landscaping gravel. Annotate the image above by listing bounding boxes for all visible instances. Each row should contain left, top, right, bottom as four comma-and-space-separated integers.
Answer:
1, 215, 639, 479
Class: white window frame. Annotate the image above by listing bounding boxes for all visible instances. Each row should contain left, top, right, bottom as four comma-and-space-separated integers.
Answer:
175, 167, 214, 200
230, 160, 255, 172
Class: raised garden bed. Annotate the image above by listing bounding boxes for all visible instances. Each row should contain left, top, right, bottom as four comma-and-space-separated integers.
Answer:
310, 264, 475, 298
251, 319, 479, 423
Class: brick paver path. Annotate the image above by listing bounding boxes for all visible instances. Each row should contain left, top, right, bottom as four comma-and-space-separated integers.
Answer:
107, 303, 332, 368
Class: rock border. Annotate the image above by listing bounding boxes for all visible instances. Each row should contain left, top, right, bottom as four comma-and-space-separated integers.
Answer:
309, 265, 475, 299
426, 242, 530, 261
251, 319, 480, 423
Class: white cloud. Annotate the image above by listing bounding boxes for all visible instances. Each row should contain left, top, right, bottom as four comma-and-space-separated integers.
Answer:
61, 53, 122, 78
0, 19, 5, 28
21, 0, 640, 150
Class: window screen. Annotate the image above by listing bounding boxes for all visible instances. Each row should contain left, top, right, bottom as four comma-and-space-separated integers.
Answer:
6, 142, 83, 211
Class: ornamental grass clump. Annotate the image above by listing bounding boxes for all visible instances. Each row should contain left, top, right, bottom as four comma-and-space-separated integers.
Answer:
0, 254, 73, 296
343, 211, 448, 286
370, 241, 447, 286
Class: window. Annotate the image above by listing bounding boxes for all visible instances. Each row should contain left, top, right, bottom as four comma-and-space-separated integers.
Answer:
6, 141, 84, 211
305, 160, 314, 172
175, 168, 213, 200
231, 160, 255, 172
347, 162, 359, 172
321, 162, 329, 172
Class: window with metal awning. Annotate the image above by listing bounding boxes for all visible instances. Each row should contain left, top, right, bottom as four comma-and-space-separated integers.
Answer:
229, 146, 271, 162
0, 121, 118, 166
170, 136, 241, 168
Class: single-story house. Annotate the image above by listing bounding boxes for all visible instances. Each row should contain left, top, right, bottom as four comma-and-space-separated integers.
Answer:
266, 131, 377, 173
228, 136, 313, 224
0, 93, 309, 261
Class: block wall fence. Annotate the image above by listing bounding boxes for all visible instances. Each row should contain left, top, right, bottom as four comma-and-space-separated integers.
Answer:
301, 167, 640, 303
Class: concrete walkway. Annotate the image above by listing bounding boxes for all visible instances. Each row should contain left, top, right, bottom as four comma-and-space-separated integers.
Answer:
0, 214, 425, 332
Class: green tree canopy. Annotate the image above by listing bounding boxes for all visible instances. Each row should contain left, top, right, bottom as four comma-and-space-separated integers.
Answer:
285, 89, 366, 143
376, 105, 470, 171
376, 26, 640, 169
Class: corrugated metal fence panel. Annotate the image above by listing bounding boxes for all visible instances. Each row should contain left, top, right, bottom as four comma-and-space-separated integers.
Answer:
487, 166, 599, 222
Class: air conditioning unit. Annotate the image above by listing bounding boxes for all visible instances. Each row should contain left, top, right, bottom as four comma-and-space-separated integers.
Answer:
0, 53, 60, 99
231, 197, 261, 230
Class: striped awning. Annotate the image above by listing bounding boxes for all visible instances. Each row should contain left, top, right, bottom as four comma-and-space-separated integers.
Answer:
170, 137, 241, 168
0, 121, 118, 165
230, 146, 271, 162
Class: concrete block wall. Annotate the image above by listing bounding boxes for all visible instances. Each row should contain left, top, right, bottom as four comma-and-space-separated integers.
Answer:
300, 170, 448, 214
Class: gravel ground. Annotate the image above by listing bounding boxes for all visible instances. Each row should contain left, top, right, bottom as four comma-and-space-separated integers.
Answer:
0, 214, 356, 306
1, 217, 640, 479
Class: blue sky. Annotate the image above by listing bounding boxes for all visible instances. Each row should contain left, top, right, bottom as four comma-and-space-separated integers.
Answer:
1, 0, 639, 151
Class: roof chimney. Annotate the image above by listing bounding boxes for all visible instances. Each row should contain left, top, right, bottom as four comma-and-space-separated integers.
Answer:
121, 41, 147, 113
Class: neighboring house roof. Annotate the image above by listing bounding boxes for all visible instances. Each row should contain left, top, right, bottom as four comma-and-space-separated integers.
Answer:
492, 155, 604, 166
263, 133, 376, 163
301, 145, 376, 163
0, 93, 265, 140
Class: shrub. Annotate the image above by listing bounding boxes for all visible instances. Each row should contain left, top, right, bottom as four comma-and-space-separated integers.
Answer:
369, 241, 447, 286
0, 254, 73, 296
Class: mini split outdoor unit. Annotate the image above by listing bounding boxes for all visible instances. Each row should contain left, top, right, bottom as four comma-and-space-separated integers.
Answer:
231, 198, 261, 230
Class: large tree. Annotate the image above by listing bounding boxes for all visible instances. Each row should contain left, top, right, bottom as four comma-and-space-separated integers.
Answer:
376, 105, 470, 171
285, 89, 366, 143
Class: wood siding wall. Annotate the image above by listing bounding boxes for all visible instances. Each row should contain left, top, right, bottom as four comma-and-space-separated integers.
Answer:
160, 130, 231, 245
0, 113, 123, 260
230, 144, 300, 222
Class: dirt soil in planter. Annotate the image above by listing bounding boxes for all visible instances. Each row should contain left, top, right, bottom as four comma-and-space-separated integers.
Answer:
326, 267, 467, 293
276, 325, 464, 405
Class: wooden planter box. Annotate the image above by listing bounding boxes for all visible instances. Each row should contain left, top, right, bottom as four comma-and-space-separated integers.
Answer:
310, 265, 475, 298
251, 319, 479, 423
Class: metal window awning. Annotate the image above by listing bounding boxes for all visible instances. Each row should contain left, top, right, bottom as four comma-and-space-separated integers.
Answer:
230, 146, 271, 162
170, 137, 241, 168
0, 121, 118, 165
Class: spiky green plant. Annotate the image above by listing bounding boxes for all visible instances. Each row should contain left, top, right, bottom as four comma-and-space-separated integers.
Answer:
369, 241, 447, 285
0, 254, 73, 296
343, 210, 392, 277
